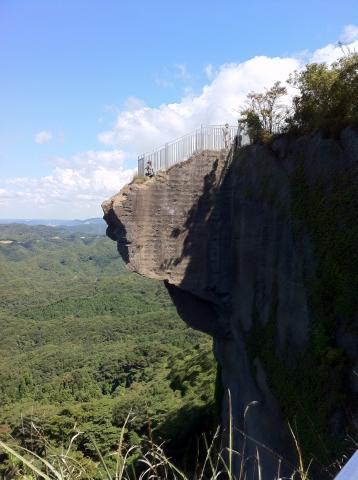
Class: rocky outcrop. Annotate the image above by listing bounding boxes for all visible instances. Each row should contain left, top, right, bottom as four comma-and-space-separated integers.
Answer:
102, 130, 358, 479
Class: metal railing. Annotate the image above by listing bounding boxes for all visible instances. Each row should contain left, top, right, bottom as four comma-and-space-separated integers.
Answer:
138, 124, 245, 176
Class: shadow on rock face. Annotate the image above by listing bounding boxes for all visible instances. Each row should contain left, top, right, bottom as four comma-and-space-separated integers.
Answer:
172, 156, 235, 308
103, 207, 130, 264
165, 281, 231, 339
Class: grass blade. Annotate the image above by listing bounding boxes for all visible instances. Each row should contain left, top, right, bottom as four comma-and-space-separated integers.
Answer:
0, 439, 52, 480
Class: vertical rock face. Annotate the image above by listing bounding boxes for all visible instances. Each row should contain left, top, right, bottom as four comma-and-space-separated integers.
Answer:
102, 130, 358, 479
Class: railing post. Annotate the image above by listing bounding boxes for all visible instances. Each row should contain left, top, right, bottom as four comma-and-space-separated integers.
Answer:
138, 155, 144, 176
165, 143, 168, 169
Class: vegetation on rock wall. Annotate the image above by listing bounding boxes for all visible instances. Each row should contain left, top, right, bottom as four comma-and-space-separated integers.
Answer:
240, 59, 357, 475
289, 160, 357, 457
246, 149, 357, 478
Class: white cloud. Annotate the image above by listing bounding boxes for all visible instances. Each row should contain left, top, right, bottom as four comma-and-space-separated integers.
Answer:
309, 24, 358, 63
309, 39, 358, 64
35, 130, 53, 144
1, 150, 136, 217
340, 24, 358, 43
0, 188, 15, 203
98, 26, 358, 157
98, 55, 299, 154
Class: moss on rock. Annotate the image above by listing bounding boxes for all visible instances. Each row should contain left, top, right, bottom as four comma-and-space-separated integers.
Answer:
246, 153, 357, 475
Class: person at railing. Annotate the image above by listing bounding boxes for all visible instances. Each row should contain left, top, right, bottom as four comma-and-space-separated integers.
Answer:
145, 160, 154, 177
222, 123, 231, 149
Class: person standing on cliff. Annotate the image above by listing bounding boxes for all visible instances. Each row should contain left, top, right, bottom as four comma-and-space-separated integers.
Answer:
145, 160, 154, 177
223, 123, 231, 149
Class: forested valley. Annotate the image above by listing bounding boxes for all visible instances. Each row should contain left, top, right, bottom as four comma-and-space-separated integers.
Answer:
0, 223, 216, 477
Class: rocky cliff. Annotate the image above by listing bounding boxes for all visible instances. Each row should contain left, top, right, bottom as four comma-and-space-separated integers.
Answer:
102, 129, 358, 478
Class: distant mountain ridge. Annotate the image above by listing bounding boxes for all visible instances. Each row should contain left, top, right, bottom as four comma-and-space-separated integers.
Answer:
0, 217, 104, 226
0, 218, 106, 235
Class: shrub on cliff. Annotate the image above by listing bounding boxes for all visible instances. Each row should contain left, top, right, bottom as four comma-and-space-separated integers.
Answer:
238, 81, 288, 143
239, 52, 358, 142
287, 52, 358, 133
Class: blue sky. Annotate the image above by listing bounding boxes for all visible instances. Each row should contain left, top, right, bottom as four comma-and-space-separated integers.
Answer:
0, 0, 357, 218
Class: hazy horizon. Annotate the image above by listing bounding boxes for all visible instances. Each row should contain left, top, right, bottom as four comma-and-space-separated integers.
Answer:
0, 217, 104, 222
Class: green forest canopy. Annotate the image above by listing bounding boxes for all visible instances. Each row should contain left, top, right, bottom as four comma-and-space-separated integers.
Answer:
0, 224, 217, 477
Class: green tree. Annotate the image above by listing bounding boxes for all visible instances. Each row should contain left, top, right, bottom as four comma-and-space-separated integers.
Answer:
287, 52, 358, 133
239, 81, 288, 143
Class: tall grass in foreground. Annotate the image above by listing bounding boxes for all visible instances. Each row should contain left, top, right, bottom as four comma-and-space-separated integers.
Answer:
0, 400, 346, 480
0, 430, 312, 480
